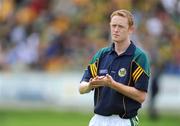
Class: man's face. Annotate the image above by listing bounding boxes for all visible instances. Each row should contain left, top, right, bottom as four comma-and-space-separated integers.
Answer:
110, 15, 132, 43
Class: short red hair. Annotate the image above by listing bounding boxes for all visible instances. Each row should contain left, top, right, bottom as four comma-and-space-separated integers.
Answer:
110, 9, 134, 27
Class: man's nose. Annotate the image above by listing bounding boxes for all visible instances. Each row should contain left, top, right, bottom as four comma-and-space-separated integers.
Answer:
114, 26, 119, 32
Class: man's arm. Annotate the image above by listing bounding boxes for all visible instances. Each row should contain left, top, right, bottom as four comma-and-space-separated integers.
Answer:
79, 81, 92, 94
79, 77, 105, 94
110, 79, 146, 103
89, 74, 146, 103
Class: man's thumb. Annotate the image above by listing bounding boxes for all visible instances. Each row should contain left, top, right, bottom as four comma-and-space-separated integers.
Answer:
106, 74, 111, 78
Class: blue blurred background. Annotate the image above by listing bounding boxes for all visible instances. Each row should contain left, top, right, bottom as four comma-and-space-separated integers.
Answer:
0, 0, 179, 125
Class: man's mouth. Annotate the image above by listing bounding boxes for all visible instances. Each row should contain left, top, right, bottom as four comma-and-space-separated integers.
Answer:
113, 34, 119, 37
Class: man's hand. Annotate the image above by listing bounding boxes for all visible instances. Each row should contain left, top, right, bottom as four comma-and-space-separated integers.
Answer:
89, 74, 115, 88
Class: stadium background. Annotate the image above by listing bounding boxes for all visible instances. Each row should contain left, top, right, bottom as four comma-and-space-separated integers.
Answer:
0, 0, 180, 126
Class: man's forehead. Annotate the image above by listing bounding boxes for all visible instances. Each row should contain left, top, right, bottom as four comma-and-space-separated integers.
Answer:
110, 16, 128, 24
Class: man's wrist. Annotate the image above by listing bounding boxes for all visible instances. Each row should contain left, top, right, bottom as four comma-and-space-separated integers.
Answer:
87, 82, 93, 91
110, 80, 117, 89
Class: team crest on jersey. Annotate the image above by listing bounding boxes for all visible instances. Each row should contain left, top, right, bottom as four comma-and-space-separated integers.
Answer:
118, 68, 127, 77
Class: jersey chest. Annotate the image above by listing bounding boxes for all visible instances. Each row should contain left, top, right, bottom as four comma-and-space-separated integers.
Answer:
98, 53, 133, 85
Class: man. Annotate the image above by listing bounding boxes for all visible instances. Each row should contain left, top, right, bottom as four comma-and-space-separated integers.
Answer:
79, 9, 150, 126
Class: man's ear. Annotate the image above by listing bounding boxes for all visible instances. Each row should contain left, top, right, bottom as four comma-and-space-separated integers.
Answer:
129, 26, 135, 33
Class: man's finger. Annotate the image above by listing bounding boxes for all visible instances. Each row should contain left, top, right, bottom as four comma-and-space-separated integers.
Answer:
106, 74, 111, 79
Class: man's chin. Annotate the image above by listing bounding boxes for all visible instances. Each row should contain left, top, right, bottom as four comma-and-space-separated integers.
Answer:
112, 39, 122, 43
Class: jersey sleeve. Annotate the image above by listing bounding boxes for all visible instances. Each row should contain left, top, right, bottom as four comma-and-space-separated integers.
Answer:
132, 49, 150, 92
80, 49, 102, 82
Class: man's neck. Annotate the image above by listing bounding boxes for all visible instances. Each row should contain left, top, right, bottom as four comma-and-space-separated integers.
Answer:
114, 39, 131, 55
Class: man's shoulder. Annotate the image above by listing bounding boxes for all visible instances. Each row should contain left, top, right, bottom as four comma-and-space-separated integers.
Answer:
99, 46, 111, 54
133, 46, 148, 60
96, 46, 111, 57
134, 46, 145, 55
133, 46, 150, 76
90, 46, 111, 63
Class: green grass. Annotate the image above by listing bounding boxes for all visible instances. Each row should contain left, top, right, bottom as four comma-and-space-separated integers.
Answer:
139, 112, 180, 126
0, 109, 179, 126
0, 109, 92, 126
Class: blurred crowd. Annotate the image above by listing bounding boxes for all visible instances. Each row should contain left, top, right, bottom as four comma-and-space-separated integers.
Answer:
0, 0, 179, 73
